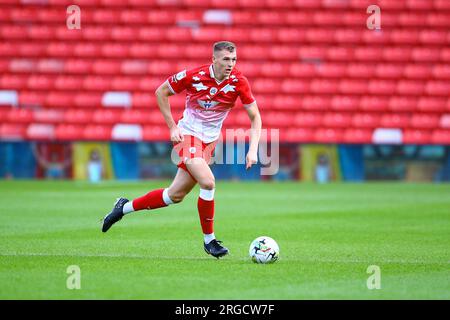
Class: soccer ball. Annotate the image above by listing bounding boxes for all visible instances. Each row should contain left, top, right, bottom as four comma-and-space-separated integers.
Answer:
249, 236, 279, 264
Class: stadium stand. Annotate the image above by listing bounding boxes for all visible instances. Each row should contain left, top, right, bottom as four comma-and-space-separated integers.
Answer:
0, 0, 449, 144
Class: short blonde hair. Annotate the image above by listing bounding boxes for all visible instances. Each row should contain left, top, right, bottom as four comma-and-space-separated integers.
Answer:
213, 41, 236, 54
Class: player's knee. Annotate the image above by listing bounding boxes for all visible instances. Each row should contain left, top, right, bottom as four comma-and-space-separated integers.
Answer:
168, 190, 186, 203
199, 178, 215, 190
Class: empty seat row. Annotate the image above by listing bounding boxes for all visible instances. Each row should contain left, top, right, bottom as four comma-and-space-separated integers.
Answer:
3, 58, 450, 80
2, 106, 449, 130
2, 23, 449, 45
2, 42, 449, 63
1, 122, 449, 144
2, 74, 449, 96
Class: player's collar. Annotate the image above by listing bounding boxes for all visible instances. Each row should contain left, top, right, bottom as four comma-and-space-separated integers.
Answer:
209, 64, 229, 85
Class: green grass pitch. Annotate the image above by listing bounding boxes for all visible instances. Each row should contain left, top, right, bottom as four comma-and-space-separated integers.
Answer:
0, 180, 449, 299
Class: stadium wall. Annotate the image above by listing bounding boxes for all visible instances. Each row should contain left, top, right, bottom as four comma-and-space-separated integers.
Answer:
1, 141, 449, 182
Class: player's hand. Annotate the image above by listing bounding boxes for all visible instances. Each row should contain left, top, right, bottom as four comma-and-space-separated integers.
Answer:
170, 126, 184, 143
246, 151, 258, 170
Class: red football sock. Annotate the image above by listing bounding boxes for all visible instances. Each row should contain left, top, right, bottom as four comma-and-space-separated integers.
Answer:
197, 194, 215, 234
132, 189, 167, 211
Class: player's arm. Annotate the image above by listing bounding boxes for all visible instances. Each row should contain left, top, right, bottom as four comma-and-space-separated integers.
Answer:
245, 102, 262, 170
155, 81, 184, 142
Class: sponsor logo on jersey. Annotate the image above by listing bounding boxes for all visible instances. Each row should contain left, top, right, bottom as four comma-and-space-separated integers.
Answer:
197, 99, 219, 109
176, 70, 187, 81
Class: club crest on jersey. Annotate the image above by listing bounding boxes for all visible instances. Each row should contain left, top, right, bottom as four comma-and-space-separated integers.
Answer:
197, 99, 219, 110
176, 70, 186, 81
210, 87, 218, 95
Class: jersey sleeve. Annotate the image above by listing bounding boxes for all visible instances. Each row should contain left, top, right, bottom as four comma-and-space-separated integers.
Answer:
238, 76, 256, 107
166, 69, 190, 94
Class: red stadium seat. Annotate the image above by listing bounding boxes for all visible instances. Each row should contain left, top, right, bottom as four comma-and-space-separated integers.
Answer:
46, 92, 76, 108
368, 80, 397, 95
432, 64, 450, 80
19, 91, 46, 107
347, 63, 375, 79
380, 113, 410, 128
352, 113, 381, 128
27, 75, 54, 90
83, 76, 112, 91
253, 79, 282, 94
283, 128, 314, 143
111, 26, 139, 41
331, 96, 360, 111
285, 11, 314, 26
54, 76, 81, 90
120, 10, 148, 25
310, 80, 339, 94
64, 59, 93, 74
410, 114, 440, 129
64, 109, 94, 124
343, 128, 372, 144
1, 74, 27, 90
260, 63, 290, 78
383, 47, 412, 62
417, 97, 448, 112
83, 125, 112, 140
317, 63, 347, 78
74, 93, 103, 108
412, 48, 441, 62
339, 80, 368, 94
388, 97, 418, 112
301, 96, 331, 111
431, 130, 450, 144
426, 13, 450, 27
359, 96, 389, 112
435, 0, 450, 10
33, 109, 64, 123
403, 130, 432, 144
92, 60, 121, 75
419, 30, 448, 45
271, 95, 297, 110
288, 63, 316, 78
425, 81, 450, 96
396, 80, 425, 96
111, 77, 140, 91
404, 64, 432, 79
390, 30, 419, 44
281, 80, 309, 94
256, 12, 285, 25
323, 113, 352, 128
101, 43, 129, 58
28, 26, 54, 40
276, 28, 307, 43
93, 109, 122, 124
398, 11, 427, 28
375, 64, 404, 79
82, 26, 111, 41
0, 123, 27, 140
314, 128, 344, 143
7, 108, 33, 123
143, 125, 170, 141
55, 124, 85, 140
294, 112, 322, 127
74, 43, 101, 58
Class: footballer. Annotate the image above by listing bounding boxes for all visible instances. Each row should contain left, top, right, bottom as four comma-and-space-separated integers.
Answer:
101, 41, 262, 259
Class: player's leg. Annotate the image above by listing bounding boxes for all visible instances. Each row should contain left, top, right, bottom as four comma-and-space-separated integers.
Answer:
185, 158, 229, 258
101, 168, 196, 232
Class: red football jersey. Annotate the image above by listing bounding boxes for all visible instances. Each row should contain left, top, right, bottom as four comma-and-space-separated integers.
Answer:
166, 64, 256, 143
